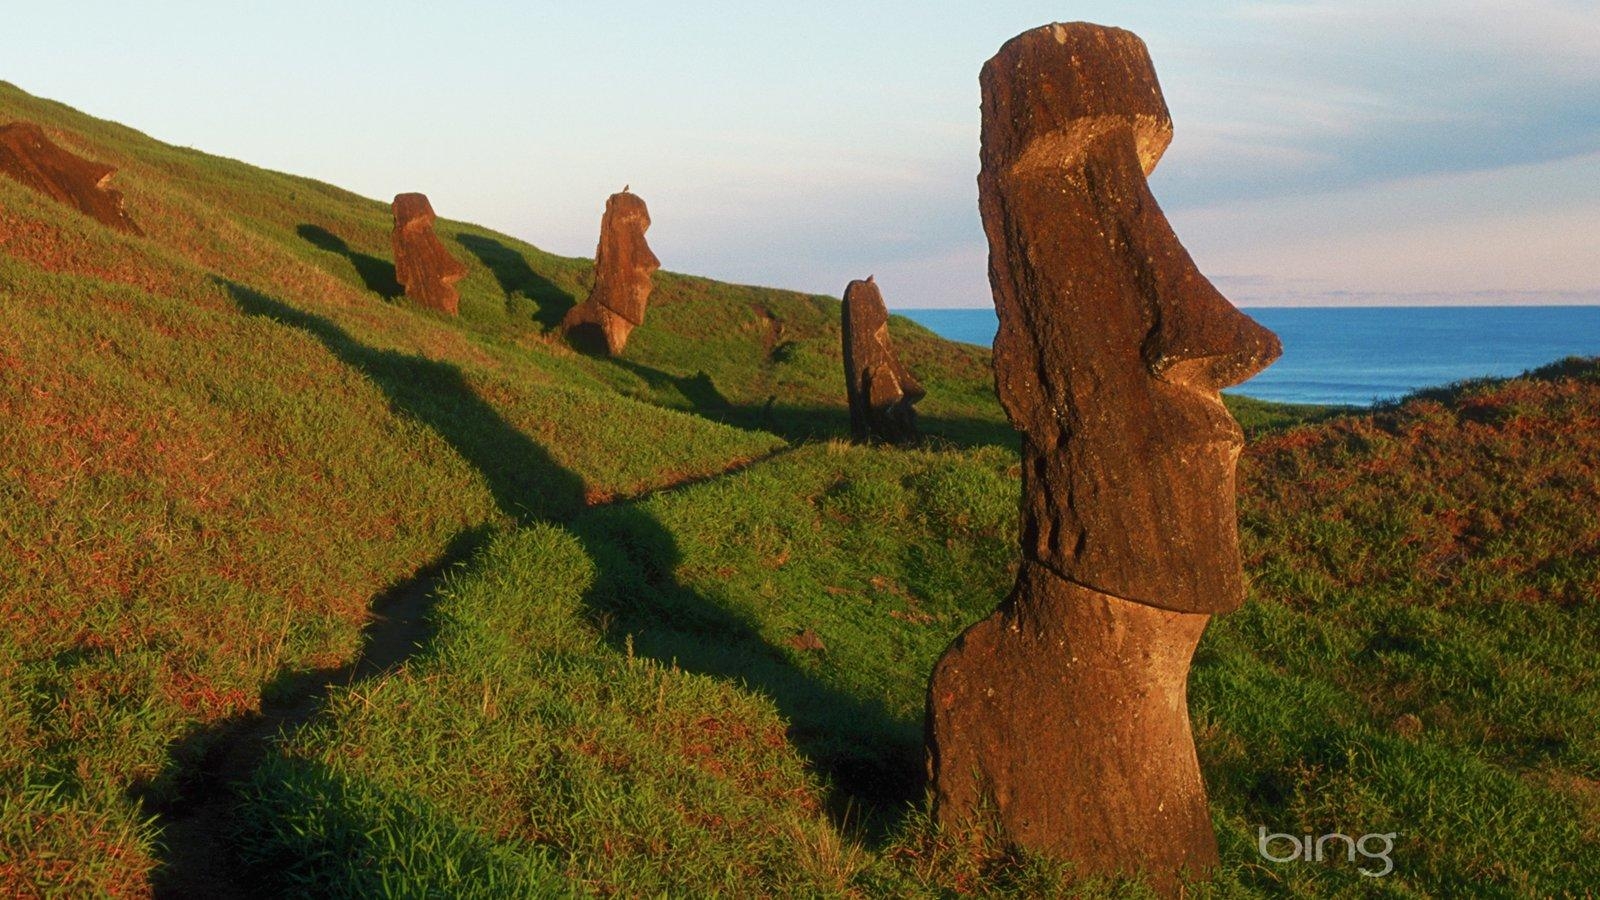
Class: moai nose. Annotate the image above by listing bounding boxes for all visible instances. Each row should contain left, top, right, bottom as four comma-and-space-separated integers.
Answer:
1144, 268, 1283, 392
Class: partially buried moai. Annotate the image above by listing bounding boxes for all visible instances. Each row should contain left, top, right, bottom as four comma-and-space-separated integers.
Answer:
841, 276, 924, 444
0, 121, 142, 235
391, 192, 468, 315
925, 23, 1280, 893
562, 188, 659, 355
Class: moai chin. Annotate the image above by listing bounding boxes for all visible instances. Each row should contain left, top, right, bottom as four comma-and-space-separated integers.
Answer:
391, 192, 468, 315
925, 22, 1281, 893
0, 122, 143, 235
561, 189, 660, 355
841, 276, 925, 444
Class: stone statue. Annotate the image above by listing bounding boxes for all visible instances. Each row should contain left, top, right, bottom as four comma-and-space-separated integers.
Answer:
0, 122, 142, 235
926, 23, 1281, 893
561, 189, 659, 355
391, 192, 468, 315
841, 276, 924, 444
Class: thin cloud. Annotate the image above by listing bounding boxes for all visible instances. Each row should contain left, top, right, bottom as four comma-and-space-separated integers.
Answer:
1153, 0, 1600, 207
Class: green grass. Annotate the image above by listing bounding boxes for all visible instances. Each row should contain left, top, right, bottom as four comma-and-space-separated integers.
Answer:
5, 77, 1596, 896
238, 365, 1600, 896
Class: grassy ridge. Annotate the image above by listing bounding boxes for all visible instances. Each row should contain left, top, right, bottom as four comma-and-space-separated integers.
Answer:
0, 79, 908, 893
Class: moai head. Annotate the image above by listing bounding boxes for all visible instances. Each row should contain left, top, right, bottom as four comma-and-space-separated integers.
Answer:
0, 121, 143, 235
391, 192, 467, 314
393, 192, 438, 232
979, 23, 1281, 613
842, 276, 925, 443
594, 190, 659, 326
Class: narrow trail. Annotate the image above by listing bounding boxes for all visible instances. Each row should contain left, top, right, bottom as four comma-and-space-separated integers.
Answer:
145, 445, 797, 897
147, 544, 471, 898
587, 444, 796, 507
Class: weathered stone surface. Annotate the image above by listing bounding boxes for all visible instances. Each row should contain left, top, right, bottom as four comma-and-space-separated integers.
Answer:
841, 276, 924, 444
0, 122, 142, 235
561, 190, 659, 355
927, 22, 1281, 893
391, 192, 468, 315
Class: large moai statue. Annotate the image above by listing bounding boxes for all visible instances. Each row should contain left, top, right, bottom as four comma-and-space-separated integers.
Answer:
561, 189, 659, 355
0, 122, 142, 235
926, 23, 1281, 893
391, 192, 468, 315
841, 276, 925, 444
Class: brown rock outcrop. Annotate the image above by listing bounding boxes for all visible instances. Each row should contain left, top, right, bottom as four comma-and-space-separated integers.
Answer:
0, 122, 142, 235
841, 276, 924, 444
391, 192, 468, 315
561, 189, 659, 355
926, 23, 1281, 893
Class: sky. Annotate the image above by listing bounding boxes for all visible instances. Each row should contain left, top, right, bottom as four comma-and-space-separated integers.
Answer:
3, 1, 1597, 308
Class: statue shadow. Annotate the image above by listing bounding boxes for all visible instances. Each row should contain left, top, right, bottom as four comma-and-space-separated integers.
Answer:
455, 232, 576, 330
137, 526, 489, 897
144, 280, 920, 885
142, 279, 595, 891
569, 503, 925, 838
221, 279, 584, 523
699, 399, 1017, 453
296, 224, 402, 299
562, 321, 612, 357
609, 358, 732, 415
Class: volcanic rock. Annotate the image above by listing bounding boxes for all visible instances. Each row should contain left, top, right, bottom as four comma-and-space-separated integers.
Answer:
561, 189, 659, 355
0, 122, 142, 235
391, 192, 468, 315
841, 276, 924, 444
926, 22, 1281, 893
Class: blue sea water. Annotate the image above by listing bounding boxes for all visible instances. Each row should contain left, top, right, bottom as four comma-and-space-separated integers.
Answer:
898, 306, 1600, 407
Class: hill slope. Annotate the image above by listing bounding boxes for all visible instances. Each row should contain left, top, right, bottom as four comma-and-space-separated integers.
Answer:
0, 78, 1017, 896
3, 81, 1596, 896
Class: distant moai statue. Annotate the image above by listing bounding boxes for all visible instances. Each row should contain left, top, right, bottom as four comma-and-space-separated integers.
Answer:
561, 188, 659, 355
0, 122, 142, 235
925, 23, 1281, 894
840, 276, 924, 444
391, 192, 468, 315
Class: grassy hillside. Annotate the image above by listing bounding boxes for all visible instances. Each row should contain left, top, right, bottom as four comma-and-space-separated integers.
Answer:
3, 79, 1596, 896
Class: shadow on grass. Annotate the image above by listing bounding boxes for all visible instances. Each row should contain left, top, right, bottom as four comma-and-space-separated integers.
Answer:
138, 526, 490, 898
233, 754, 567, 895
296, 224, 402, 299
610, 357, 732, 414
455, 232, 577, 330
139, 278, 595, 893
234, 271, 927, 825
598, 359, 1013, 451
570, 502, 925, 840
223, 279, 583, 523
709, 400, 1017, 453
149, 282, 927, 889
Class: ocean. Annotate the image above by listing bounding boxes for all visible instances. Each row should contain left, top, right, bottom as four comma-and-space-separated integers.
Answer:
898, 306, 1600, 407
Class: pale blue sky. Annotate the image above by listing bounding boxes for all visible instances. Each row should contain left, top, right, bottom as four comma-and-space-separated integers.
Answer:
4, 1, 1597, 307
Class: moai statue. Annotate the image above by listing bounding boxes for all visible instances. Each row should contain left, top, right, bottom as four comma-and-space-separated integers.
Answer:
561, 188, 659, 355
391, 192, 468, 315
925, 23, 1281, 893
841, 276, 925, 444
0, 122, 142, 235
